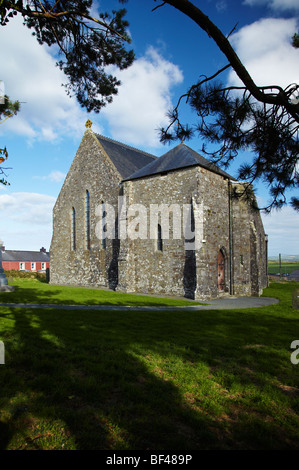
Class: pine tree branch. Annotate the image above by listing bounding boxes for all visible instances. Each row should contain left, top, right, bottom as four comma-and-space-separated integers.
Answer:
163, 0, 299, 123
0, 112, 15, 124
162, 63, 232, 135
4, 1, 129, 42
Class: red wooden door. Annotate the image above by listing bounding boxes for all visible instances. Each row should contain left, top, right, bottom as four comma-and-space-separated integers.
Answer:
217, 250, 225, 291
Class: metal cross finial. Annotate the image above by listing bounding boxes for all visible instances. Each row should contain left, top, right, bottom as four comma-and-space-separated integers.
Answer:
85, 119, 93, 129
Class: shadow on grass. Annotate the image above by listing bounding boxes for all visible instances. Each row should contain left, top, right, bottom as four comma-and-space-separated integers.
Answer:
0, 308, 218, 450
0, 291, 299, 450
0, 280, 203, 307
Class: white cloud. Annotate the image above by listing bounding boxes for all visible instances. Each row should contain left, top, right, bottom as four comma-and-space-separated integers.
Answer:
216, 1, 228, 12
228, 18, 299, 89
0, 192, 55, 250
48, 171, 66, 183
261, 206, 299, 255
0, 15, 88, 141
0, 16, 183, 149
227, 17, 299, 256
0, 192, 55, 225
101, 47, 183, 148
243, 0, 299, 11
33, 171, 66, 183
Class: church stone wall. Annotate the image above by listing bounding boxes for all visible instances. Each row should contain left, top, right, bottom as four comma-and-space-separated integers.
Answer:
117, 167, 200, 298
117, 166, 231, 300
50, 130, 121, 288
50, 130, 268, 300
230, 183, 268, 296
117, 168, 267, 300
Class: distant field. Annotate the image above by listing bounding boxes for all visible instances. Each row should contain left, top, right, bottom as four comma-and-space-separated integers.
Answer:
268, 261, 299, 275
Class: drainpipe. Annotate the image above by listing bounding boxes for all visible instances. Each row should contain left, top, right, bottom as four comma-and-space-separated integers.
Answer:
228, 180, 233, 295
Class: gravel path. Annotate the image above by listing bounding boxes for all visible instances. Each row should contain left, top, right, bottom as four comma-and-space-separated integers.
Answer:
0, 296, 279, 311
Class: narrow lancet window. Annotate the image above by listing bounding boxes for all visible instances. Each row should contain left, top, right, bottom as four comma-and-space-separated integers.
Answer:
72, 207, 76, 250
157, 223, 163, 252
86, 190, 91, 250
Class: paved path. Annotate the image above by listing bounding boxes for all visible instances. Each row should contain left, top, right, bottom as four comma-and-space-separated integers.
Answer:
0, 296, 279, 311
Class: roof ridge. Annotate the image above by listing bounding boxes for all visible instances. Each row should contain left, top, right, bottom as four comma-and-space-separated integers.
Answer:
5, 250, 49, 253
95, 134, 157, 159
5, 249, 45, 251
176, 142, 235, 178
123, 141, 236, 181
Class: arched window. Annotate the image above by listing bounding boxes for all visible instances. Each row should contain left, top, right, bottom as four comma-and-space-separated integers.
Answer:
72, 207, 76, 250
86, 190, 91, 250
157, 223, 163, 252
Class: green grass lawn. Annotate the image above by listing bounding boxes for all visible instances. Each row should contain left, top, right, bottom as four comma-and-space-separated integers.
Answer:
0, 281, 298, 450
0, 278, 203, 307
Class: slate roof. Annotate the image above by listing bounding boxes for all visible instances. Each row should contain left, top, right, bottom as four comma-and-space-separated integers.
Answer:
96, 134, 157, 179
123, 143, 236, 182
2, 250, 49, 263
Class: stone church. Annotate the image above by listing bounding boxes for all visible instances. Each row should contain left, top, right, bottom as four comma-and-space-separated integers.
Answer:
50, 121, 268, 300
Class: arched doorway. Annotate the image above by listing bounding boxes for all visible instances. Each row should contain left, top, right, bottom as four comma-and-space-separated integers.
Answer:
217, 250, 225, 291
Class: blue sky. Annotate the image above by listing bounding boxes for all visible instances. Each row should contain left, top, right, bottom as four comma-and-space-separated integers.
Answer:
0, 0, 298, 256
